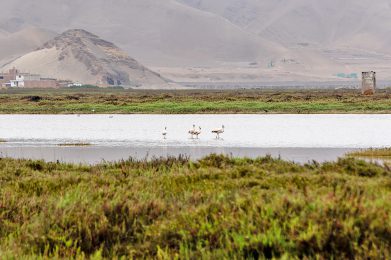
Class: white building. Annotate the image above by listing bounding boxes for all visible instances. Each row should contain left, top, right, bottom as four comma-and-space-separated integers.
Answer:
9, 80, 19, 87
15, 75, 25, 87
67, 82, 83, 87
1, 68, 58, 88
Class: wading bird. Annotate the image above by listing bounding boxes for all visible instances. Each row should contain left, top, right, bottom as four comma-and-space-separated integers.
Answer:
194, 127, 202, 139
162, 127, 167, 139
212, 125, 225, 139
188, 124, 196, 139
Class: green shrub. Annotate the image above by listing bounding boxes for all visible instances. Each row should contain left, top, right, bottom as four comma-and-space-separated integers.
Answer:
0, 156, 390, 258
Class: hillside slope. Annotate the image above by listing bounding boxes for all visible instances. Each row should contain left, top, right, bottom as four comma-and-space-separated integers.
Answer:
0, 0, 288, 67
0, 27, 56, 64
2, 0, 391, 82
176, 0, 391, 81
177, 0, 391, 50
1, 29, 169, 88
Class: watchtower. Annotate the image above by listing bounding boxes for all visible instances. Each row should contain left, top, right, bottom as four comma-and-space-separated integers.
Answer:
362, 71, 376, 95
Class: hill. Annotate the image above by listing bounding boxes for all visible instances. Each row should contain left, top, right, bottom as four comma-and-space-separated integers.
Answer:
1, 29, 170, 88
0, 0, 288, 67
2, 0, 391, 82
176, 0, 391, 80
176, 0, 391, 49
0, 27, 56, 64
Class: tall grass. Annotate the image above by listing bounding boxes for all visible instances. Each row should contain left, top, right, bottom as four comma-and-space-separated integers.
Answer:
348, 148, 391, 157
0, 155, 390, 258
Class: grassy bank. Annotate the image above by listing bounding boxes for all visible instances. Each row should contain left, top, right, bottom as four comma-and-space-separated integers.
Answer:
0, 88, 391, 114
348, 148, 391, 157
0, 155, 390, 258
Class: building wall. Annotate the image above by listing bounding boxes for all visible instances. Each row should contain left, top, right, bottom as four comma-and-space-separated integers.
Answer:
0, 69, 17, 85
57, 80, 73, 88
7, 68, 18, 81
0, 78, 7, 87
24, 80, 58, 88
1, 68, 60, 88
362, 71, 376, 95
19, 74, 41, 81
10, 80, 18, 87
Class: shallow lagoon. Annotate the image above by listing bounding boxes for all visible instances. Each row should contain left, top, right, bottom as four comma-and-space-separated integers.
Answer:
0, 114, 390, 164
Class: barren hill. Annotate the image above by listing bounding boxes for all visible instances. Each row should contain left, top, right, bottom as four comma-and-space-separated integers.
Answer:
2, 0, 391, 83
2, 29, 170, 88
0, 27, 56, 64
173, 0, 391, 81
0, 0, 288, 67
176, 0, 391, 49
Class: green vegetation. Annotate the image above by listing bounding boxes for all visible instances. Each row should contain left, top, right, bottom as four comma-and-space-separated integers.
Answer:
348, 148, 391, 157
0, 155, 390, 258
69, 85, 100, 89
0, 88, 391, 114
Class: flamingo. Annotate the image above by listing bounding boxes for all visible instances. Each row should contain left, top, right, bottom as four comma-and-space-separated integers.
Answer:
194, 127, 202, 139
212, 125, 225, 139
188, 124, 196, 139
162, 127, 167, 139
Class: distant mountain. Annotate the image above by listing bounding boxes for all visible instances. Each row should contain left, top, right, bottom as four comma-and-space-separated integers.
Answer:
0, 27, 56, 64
176, 0, 391, 50
0, 29, 9, 36
2, 0, 391, 82
0, 17, 29, 33
0, 0, 288, 66
1, 29, 169, 88
175, 0, 391, 81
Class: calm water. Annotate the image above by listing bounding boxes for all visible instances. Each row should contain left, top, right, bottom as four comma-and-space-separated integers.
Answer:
0, 114, 390, 164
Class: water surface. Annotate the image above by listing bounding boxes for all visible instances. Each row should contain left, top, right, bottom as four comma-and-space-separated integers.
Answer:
0, 114, 389, 163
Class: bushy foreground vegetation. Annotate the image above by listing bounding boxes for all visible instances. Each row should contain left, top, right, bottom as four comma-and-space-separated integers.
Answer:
0, 155, 390, 259
0, 88, 391, 114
